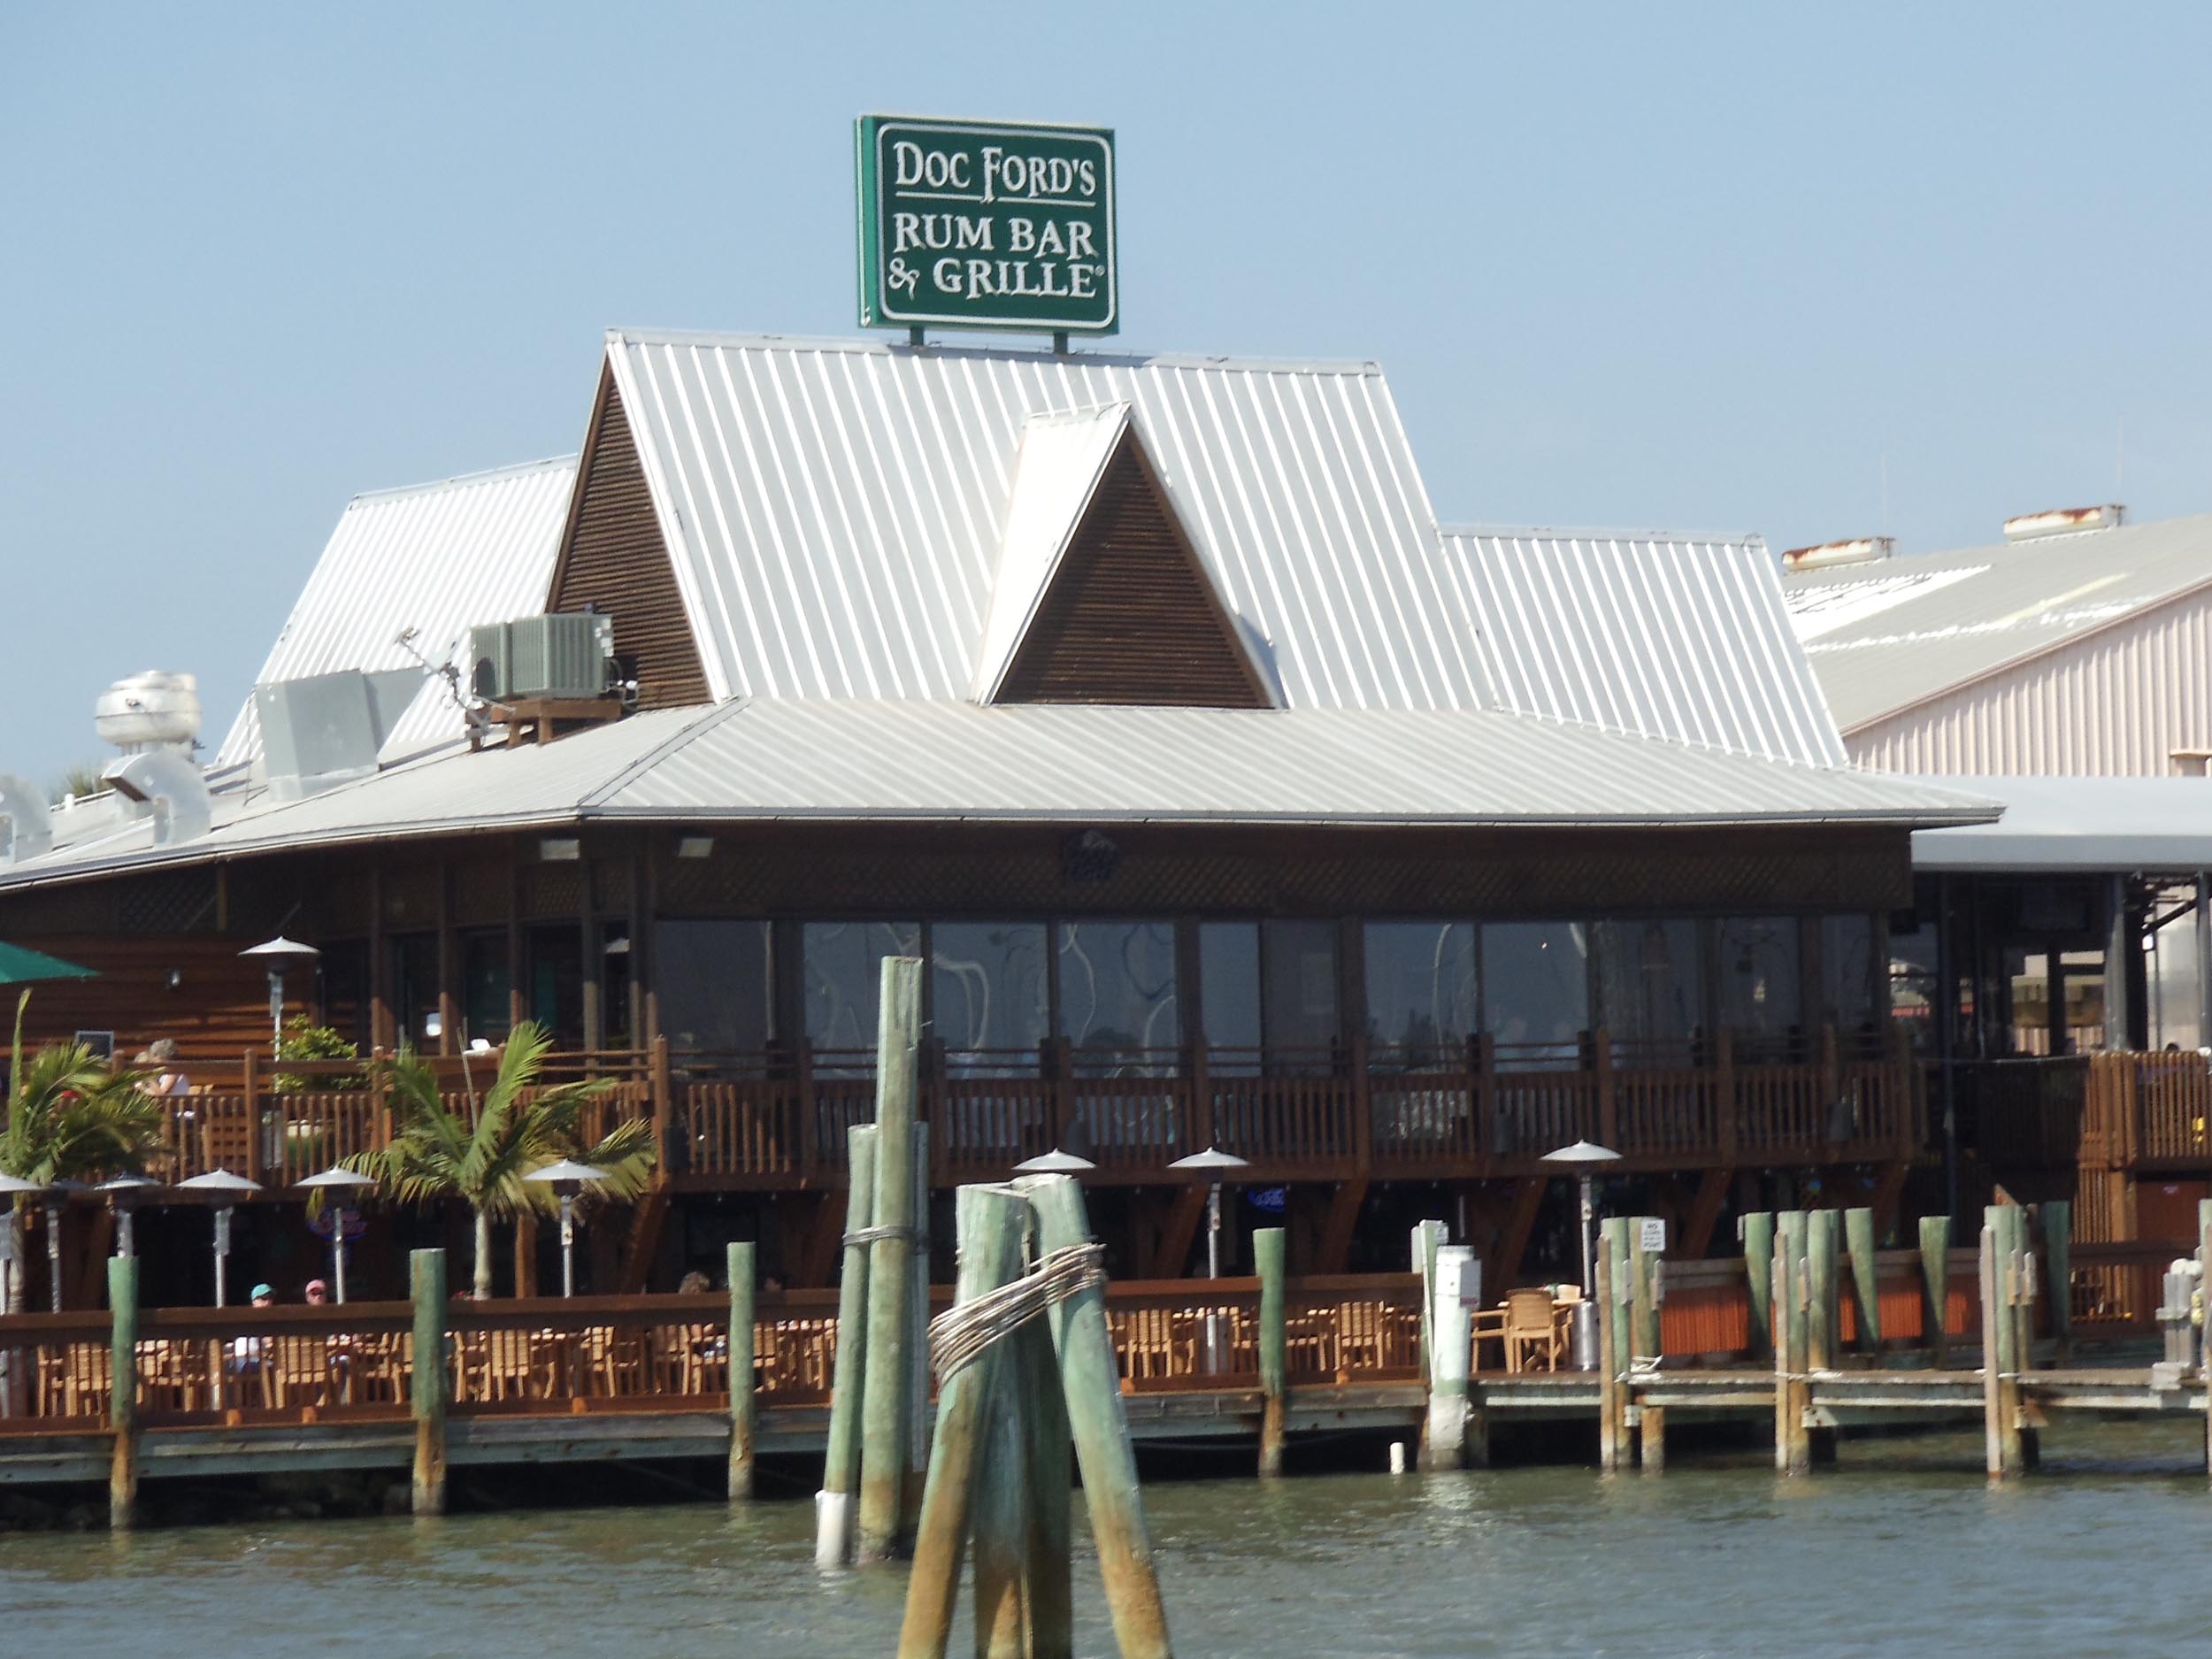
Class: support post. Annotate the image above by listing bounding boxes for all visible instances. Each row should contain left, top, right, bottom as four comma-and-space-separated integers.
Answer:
2200, 1199, 2212, 1486
1845, 1206, 1881, 1351
726, 1240, 756, 1502
859, 956, 923, 1563
107, 1254, 139, 1530
1983, 1207, 2025, 1478
1742, 1211, 1775, 1360
1774, 1243, 1811, 1474
1640, 1405, 1666, 1473
817, 1124, 879, 1569
900, 1187, 1028, 1659
410, 1246, 448, 1516
1025, 1174, 1173, 1659
1256, 1226, 1287, 1478
1422, 1245, 1473, 1471
904, 1120, 932, 1547
1805, 1210, 1838, 1371
1919, 1215, 1951, 1364
1597, 1242, 1623, 1473
2042, 1199, 2071, 1361
1978, 1221, 2008, 1479
1627, 1215, 1661, 1365
1020, 1311, 1075, 1659
1410, 1217, 1444, 1464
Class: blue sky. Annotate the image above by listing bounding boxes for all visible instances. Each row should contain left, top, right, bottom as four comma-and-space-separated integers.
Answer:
3, 3, 2207, 785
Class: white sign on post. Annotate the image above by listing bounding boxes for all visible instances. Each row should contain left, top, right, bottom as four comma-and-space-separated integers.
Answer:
1639, 1217, 1668, 1253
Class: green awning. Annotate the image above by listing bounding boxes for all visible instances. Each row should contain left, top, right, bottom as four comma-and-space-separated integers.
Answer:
0, 941, 97, 987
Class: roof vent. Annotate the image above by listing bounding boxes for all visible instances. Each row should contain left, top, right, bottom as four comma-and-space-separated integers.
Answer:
2003, 504, 2125, 542
1780, 536, 1893, 574
0, 773, 53, 866
95, 671, 202, 756
255, 667, 424, 802
100, 749, 211, 846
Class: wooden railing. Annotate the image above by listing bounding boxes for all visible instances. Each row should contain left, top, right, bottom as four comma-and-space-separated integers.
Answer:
141, 1027, 1919, 1192
1961, 1050, 2212, 1175
0, 1277, 1425, 1433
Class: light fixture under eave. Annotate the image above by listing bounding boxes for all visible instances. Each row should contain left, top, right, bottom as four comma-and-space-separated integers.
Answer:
540, 836, 582, 863
675, 835, 714, 860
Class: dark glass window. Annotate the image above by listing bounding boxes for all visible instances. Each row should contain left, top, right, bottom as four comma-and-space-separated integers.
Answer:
1819, 915, 1880, 1038
389, 933, 439, 1050
1364, 922, 1476, 1067
526, 924, 584, 1046
1056, 921, 1179, 1071
1717, 917, 1803, 1047
802, 921, 922, 1058
1198, 923, 1261, 1067
459, 930, 510, 1045
931, 922, 1050, 1072
1198, 920, 1339, 1071
1481, 922, 1589, 1058
1594, 918, 1704, 1054
317, 940, 372, 1052
657, 920, 773, 1053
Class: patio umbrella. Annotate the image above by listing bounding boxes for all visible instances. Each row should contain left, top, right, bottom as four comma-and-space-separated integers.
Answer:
0, 941, 96, 986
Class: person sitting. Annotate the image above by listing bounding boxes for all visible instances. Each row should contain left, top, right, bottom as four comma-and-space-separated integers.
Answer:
231, 1284, 273, 1378
134, 1038, 190, 1097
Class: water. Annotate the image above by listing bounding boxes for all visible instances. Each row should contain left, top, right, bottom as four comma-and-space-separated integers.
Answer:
4, 1425, 2208, 1656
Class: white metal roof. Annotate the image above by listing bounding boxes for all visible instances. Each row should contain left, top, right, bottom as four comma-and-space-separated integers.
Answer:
0, 701, 1999, 895
603, 329, 1490, 712
1448, 526, 1845, 767
216, 457, 577, 766
1912, 774, 2212, 872
1780, 511, 2212, 731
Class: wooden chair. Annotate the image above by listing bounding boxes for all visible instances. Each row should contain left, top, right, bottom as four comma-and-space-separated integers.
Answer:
1470, 1302, 1508, 1372
1503, 1287, 1564, 1374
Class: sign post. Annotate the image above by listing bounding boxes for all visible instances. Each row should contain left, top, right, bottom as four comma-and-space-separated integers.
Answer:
856, 114, 1118, 342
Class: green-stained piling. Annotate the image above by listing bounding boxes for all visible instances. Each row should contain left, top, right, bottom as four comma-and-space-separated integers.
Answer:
817, 1123, 879, 1568
858, 956, 923, 1563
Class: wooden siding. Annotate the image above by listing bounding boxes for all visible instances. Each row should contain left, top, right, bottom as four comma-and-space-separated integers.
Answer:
6, 935, 297, 1070
548, 371, 710, 710
997, 434, 1270, 708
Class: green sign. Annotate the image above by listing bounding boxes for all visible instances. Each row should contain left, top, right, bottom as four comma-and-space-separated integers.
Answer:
856, 114, 1117, 336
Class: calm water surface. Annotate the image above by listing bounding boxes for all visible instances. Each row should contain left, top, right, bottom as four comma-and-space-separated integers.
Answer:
4, 1425, 2207, 1657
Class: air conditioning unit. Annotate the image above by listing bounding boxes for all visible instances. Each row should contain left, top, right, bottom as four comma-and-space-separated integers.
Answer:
468, 613, 614, 702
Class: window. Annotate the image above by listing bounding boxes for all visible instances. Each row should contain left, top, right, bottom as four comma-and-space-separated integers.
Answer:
1198, 920, 1338, 1071
657, 920, 773, 1054
1481, 922, 1588, 1058
1818, 915, 1880, 1038
1364, 922, 1476, 1067
459, 930, 510, 1045
1717, 917, 1802, 1047
1594, 918, 1704, 1053
389, 933, 439, 1049
1056, 921, 1178, 1071
316, 940, 372, 1052
802, 921, 922, 1056
932, 922, 1050, 1071
526, 924, 584, 1046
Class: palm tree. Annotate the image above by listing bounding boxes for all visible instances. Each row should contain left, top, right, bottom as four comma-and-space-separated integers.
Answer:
346, 1021, 657, 1299
2, 989, 162, 1315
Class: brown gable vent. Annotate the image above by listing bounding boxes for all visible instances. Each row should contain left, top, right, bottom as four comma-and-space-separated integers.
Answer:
545, 367, 711, 710
995, 431, 1273, 709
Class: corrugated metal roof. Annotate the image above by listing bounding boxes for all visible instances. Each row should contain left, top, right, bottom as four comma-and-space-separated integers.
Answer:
1912, 774, 2212, 871
604, 330, 1491, 712
0, 702, 1998, 895
1780, 511, 2212, 730
216, 457, 578, 766
1448, 526, 1845, 767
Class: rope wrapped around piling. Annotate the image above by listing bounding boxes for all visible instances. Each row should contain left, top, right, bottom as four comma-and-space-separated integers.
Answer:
842, 1224, 923, 1248
927, 1240, 1106, 1382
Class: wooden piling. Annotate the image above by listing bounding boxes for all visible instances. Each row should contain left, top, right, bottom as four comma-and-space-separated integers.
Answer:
817, 1124, 879, 1569
1019, 1311, 1075, 1659
859, 956, 924, 1563
1640, 1405, 1666, 1473
726, 1240, 756, 1502
1742, 1211, 1775, 1360
2199, 1199, 2212, 1486
1255, 1226, 1287, 1479
1805, 1210, 1838, 1371
1596, 1247, 1621, 1473
1423, 1245, 1474, 1472
107, 1254, 138, 1530
1978, 1222, 2007, 1479
2042, 1200, 2071, 1361
1918, 1215, 1950, 1364
1844, 1207, 1880, 1350
1409, 1218, 1444, 1466
1627, 1216, 1661, 1366
1777, 1211, 1809, 1372
899, 1187, 1029, 1659
410, 1246, 448, 1517
904, 1121, 932, 1548
1025, 1174, 1172, 1659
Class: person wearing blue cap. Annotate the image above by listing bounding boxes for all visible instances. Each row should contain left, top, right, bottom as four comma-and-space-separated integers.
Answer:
232, 1285, 274, 1386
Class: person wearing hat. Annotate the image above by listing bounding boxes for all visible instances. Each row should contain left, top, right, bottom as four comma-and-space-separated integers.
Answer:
230, 1285, 274, 1386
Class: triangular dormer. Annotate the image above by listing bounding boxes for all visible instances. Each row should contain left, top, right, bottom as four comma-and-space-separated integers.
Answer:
972, 405, 1276, 709
545, 365, 711, 710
